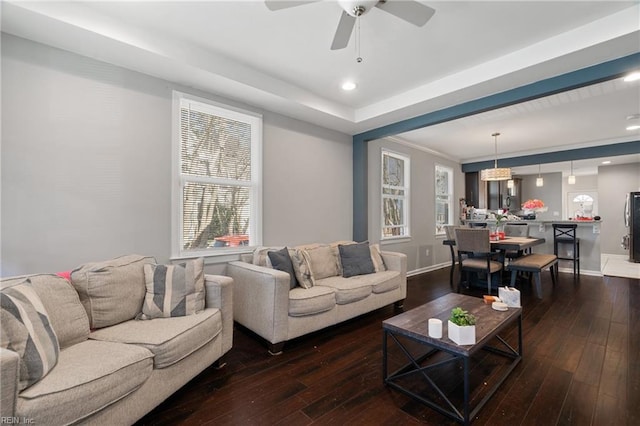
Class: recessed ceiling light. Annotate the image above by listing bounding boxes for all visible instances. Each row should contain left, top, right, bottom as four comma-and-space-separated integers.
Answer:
627, 125, 640, 131
623, 71, 640, 82
341, 81, 357, 91
601, 160, 611, 165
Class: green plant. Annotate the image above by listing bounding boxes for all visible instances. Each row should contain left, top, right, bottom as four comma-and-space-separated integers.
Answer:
449, 307, 476, 326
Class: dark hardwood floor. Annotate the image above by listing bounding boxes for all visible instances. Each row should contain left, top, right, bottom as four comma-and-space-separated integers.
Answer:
137, 268, 639, 425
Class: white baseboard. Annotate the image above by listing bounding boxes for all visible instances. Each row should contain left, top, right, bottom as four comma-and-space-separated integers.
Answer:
407, 262, 449, 277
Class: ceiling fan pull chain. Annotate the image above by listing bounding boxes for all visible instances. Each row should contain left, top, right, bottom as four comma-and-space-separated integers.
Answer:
356, 15, 363, 63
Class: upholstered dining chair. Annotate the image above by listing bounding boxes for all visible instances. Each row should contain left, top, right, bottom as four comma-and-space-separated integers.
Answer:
454, 228, 503, 294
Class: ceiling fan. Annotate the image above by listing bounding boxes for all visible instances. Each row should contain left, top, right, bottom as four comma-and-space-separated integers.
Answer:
265, 0, 435, 50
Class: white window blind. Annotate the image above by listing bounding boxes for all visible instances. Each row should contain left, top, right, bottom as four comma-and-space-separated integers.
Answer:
382, 150, 410, 239
435, 164, 453, 235
173, 93, 262, 256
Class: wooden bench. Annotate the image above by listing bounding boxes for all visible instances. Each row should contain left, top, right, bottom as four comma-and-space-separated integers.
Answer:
506, 253, 558, 299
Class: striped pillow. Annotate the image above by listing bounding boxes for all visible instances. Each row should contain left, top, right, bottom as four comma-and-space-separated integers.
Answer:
139, 258, 205, 319
1, 280, 60, 390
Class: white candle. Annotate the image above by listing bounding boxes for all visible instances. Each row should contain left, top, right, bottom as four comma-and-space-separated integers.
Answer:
428, 318, 442, 338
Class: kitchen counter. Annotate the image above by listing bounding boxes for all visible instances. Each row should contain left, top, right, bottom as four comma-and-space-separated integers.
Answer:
461, 219, 601, 275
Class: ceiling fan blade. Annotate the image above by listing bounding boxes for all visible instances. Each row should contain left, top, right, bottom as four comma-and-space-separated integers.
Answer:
264, 1, 319, 11
331, 11, 356, 50
375, 0, 436, 27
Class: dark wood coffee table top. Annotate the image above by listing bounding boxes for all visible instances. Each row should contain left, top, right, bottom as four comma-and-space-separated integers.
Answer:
382, 293, 521, 356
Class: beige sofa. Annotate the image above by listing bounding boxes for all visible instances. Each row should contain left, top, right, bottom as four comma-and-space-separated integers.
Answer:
0, 255, 233, 425
227, 242, 407, 354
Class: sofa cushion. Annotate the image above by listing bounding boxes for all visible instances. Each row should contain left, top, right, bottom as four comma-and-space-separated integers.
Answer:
290, 249, 314, 289
139, 258, 205, 319
368, 270, 401, 294
17, 339, 153, 425
339, 242, 376, 278
71, 254, 156, 329
1, 274, 90, 349
268, 247, 299, 289
289, 286, 336, 317
1, 280, 60, 390
89, 308, 222, 368
316, 275, 372, 305
302, 245, 340, 282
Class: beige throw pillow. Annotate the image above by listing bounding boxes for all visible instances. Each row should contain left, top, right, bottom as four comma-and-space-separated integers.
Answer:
301, 245, 340, 283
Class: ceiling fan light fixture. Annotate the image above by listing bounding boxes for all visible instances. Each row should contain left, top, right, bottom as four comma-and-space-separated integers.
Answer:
480, 132, 512, 181
338, 0, 377, 17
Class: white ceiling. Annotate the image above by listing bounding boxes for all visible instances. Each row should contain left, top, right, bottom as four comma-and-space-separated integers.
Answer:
2, 0, 640, 169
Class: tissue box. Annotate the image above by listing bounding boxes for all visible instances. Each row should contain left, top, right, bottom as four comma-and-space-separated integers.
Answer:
498, 287, 521, 308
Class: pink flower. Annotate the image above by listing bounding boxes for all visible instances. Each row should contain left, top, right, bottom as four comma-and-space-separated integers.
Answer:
522, 199, 545, 209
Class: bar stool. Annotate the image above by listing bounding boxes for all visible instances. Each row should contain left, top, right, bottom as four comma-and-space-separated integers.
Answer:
552, 223, 580, 278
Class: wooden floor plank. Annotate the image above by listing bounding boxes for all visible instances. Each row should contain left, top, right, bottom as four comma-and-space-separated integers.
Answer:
136, 268, 639, 425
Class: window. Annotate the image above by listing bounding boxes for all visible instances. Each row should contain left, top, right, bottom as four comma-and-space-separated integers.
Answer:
381, 150, 410, 239
172, 92, 262, 257
435, 164, 453, 235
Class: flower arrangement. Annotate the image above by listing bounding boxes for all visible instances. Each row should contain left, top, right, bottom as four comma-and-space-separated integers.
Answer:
522, 199, 547, 213
522, 199, 545, 210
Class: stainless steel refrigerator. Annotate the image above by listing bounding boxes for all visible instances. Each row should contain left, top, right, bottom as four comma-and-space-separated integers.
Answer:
624, 192, 640, 262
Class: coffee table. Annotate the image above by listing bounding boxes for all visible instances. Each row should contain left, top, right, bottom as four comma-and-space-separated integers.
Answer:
382, 293, 522, 425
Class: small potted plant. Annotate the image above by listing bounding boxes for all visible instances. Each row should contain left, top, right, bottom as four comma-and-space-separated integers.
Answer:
448, 307, 476, 345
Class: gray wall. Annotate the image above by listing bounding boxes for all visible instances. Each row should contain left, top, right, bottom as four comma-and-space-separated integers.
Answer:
1, 34, 352, 276
519, 172, 563, 220
367, 138, 465, 272
598, 162, 640, 255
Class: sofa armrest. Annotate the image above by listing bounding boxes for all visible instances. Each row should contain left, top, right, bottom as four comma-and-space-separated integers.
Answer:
226, 261, 290, 345
204, 274, 234, 355
381, 250, 408, 299
0, 348, 19, 418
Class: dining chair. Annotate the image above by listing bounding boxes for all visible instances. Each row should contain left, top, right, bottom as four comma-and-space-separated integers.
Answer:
504, 223, 530, 260
444, 225, 463, 289
454, 228, 503, 294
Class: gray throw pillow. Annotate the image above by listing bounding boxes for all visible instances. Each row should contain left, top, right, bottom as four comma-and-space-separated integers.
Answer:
339, 242, 376, 278
268, 247, 298, 289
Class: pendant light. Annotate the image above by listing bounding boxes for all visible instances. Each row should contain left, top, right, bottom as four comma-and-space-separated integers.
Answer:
536, 164, 544, 187
568, 160, 576, 185
480, 132, 512, 181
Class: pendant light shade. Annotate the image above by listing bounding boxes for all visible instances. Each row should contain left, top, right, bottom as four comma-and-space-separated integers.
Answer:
568, 160, 576, 185
480, 132, 512, 181
536, 164, 544, 187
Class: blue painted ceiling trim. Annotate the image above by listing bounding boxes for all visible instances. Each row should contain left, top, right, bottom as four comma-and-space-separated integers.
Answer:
462, 140, 640, 173
354, 52, 640, 143
352, 52, 640, 241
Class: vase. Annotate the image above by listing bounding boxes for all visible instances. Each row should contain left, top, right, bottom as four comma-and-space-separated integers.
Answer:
447, 321, 476, 345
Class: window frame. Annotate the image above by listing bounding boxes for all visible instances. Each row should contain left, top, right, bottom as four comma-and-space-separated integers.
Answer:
381, 149, 410, 240
435, 164, 454, 236
171, 91, 262, 259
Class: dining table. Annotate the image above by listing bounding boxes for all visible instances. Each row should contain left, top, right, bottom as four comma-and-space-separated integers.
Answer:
442, 236, 546, 288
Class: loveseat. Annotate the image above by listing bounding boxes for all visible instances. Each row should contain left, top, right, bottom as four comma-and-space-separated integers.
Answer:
227, 241, 407, 354
0, 254, 233, 425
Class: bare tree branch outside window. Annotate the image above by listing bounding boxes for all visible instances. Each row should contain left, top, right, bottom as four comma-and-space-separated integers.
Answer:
180, 107, 253, 250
